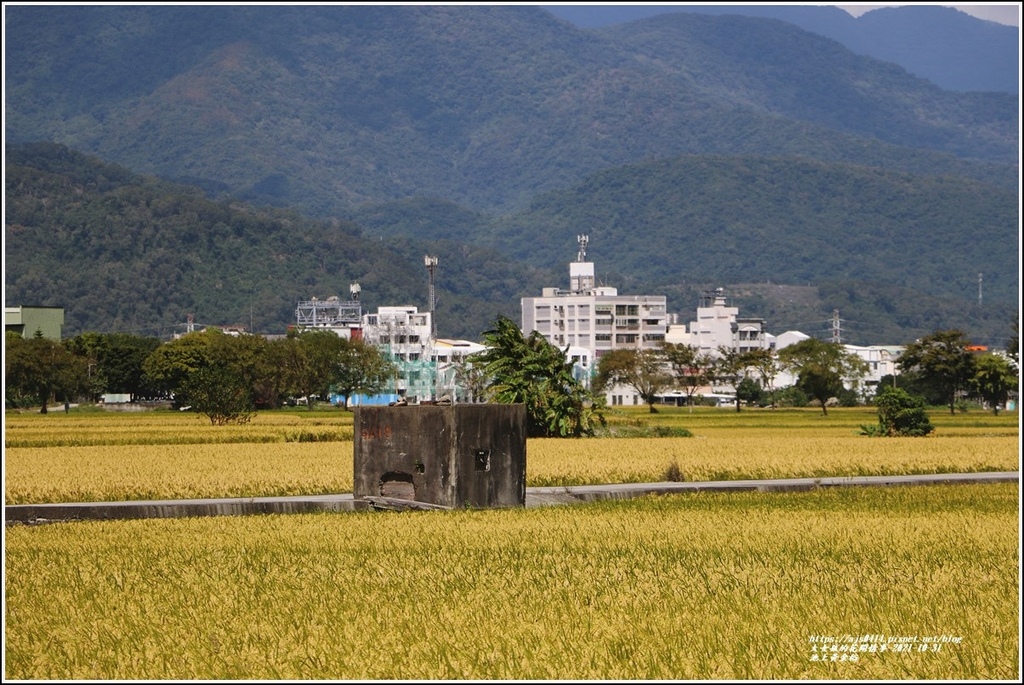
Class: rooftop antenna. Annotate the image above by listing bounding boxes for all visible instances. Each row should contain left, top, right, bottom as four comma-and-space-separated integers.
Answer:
424, 255, 438, 339
576, 234, 589, 262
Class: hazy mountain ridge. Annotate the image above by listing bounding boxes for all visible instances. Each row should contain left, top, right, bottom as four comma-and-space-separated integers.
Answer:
596, 13, 1016, 162
544, 4, 1020, 94
4, 5, 1017, 217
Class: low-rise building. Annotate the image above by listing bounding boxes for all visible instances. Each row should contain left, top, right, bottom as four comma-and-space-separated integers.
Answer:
5, 306, 64, 340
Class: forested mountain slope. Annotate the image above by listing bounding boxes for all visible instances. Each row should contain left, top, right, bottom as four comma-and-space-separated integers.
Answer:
3, 144, 547, 339
5, 144, 1016, 347
4, 5, 1016, 217
351, 154, 1019, 346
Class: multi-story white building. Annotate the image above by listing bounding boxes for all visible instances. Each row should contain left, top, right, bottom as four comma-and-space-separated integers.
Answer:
667, 288, 770, 357
521, 236, 668, 380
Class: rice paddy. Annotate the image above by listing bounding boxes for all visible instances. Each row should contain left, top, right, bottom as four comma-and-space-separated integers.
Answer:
3, 405, 1019, 679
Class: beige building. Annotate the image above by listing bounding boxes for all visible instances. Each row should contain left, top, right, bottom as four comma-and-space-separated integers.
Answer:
5, 306, 65, 340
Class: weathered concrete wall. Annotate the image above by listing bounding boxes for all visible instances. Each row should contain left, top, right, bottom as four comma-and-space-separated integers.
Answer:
353, 404, 526, 509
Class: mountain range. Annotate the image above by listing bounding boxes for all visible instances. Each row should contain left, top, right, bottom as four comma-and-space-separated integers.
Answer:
545, 4, 1020, 94
3, 5, 1019, 348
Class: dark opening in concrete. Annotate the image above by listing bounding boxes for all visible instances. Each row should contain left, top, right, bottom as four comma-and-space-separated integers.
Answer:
379, 471, 415, 500
474, 448, 491, 472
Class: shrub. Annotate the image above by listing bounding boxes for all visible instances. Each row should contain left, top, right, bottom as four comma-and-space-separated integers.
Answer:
862, 386, 934, 437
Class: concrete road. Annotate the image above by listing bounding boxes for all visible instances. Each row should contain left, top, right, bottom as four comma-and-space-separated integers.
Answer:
6, 471, 1018, 525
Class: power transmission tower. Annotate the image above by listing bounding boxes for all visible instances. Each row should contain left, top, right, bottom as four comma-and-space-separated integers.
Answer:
831, 309, 842, 344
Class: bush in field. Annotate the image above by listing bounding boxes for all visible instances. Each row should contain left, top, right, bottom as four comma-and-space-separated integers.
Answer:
861, 386, 934, 437
772, 386, 809, 408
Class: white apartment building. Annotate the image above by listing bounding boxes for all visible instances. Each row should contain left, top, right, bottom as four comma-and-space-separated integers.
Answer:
521, 236, 668, 406
361, 306, 432, 361
669, 288, 769, 357
521, 236, 668, 381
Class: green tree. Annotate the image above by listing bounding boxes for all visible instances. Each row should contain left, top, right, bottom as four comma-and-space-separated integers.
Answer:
142, 328, 276, 415
474, 315, 603, 437
897, 329, 977, 415
279, 329, 347, 410
713, 347, 747, 413
735, 376, 764, 407
450, 355, 489, 404
661, 342, 713, 412
971, 353, 1017, 415
743, 348, 781, 409
179, 362, 255, 425
5, 331, 87, 412
595, 348, 673, 413
862, 385, 934, 437
66, 332, 161, 401
778, 338, 868, 415
332, 337, 397, 410
142, 330, 212, 405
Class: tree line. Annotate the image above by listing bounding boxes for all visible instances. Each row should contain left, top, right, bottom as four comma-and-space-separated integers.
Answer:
4, 328, 397, 424
5, 318, 1018, 436
598, 328, 1017, 412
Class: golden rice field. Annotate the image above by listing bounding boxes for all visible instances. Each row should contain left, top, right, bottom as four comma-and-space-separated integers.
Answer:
4, 483, 1018, 680
3, 406, 1019, 504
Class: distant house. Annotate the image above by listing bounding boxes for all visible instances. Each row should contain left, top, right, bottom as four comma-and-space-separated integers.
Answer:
4, 306, 65, 340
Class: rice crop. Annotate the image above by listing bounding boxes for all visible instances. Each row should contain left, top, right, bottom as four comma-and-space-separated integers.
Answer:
4, 407, 1017, 504
4, 443, 354, 504
4, 483, 1017, 680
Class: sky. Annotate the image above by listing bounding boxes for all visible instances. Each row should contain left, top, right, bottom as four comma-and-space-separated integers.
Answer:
835, 3, 1020, 26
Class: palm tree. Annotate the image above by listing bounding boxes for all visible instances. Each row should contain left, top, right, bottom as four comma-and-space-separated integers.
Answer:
474, 316, 603, 437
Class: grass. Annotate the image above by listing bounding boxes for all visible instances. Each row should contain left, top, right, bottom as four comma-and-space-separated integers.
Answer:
4, 483, 1018, 680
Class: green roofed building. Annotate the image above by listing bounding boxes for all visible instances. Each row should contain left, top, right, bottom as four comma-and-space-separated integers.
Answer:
5, 306, 65, 340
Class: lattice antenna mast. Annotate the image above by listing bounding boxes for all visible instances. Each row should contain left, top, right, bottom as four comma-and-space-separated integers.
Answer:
424, 255, 438, 339
577, 234, 589, 262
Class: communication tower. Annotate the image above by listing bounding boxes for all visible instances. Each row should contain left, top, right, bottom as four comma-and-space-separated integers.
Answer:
425, 255, 438, 339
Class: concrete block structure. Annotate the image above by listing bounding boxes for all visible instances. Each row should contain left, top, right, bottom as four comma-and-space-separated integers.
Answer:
353, 404, 526, 510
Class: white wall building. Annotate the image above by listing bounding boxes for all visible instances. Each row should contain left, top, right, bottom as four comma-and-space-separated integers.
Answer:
521, 236, 668, 384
